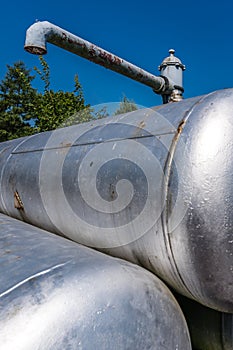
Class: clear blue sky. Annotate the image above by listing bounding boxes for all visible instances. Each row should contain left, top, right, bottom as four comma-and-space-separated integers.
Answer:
1, 0, 232, 109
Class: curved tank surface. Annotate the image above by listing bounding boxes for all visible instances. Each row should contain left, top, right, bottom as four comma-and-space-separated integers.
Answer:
175, 294, 233, 350
0, 88, 232, 312
0, 214, 191, 349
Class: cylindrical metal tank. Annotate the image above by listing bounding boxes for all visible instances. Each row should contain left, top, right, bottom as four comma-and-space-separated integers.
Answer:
0, 213, 191, 349
175, 294, 233, 350
0, 88, 232, 313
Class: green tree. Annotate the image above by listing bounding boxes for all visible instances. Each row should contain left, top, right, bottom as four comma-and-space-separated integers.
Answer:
92, 106, 109, 120
0, 57, 97, 140
0, 57, 130, 142
0, 61, 36, 141
114, 96, 138, 115
34, 56, 93, 132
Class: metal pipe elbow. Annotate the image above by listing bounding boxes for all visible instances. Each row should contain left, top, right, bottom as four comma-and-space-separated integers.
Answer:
24, 21, 54, 55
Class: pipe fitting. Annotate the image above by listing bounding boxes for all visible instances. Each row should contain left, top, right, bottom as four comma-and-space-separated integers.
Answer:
158, 49, 185, 102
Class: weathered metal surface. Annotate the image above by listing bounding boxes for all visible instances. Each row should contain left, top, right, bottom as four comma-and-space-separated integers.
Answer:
0, 213, 191, 349
158, 49, 185, 103
159, 49, 185, 88
176, 294, 233, 350
0, 90, 233, 313
24, 21, 174, 95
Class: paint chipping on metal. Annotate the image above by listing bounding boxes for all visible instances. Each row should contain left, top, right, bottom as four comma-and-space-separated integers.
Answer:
14, 191, 24, 210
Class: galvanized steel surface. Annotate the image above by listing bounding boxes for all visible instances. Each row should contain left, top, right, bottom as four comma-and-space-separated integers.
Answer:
24, 21, 172, 95
0, 214, 191, 349
0, 89, 232, 313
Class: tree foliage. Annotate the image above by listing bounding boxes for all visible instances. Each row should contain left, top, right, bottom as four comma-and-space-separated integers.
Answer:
0, 57, 98, 141
114, 96, 138, 115
0, 62, 36, 141
0, 57, 137, 142
33, 57, 93, 132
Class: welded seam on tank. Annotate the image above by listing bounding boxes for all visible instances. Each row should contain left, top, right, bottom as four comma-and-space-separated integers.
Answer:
0, 135, 35, 214
11, 131, 176, 154
162, 91, 217, 297
0, 262, 68, 298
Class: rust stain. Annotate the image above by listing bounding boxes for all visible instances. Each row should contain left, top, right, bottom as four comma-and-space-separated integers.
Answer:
172, 119, 186, 143
89, 45, 96, 57
138, 120, 145, 129
61, 32, 67, 41
14, 191, 24, 211
111, 189, 115, 200
177, 120, 185, 134
60, 142, 72, 148
110, 184, 116, 200
98, 50, 122, 65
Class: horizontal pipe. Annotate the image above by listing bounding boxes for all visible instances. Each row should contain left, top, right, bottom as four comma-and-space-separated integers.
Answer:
24, 21, 171, 94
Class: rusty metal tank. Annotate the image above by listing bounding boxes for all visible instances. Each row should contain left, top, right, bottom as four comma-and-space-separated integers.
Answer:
0, 213, 191, 349
0, 88, 232, 313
